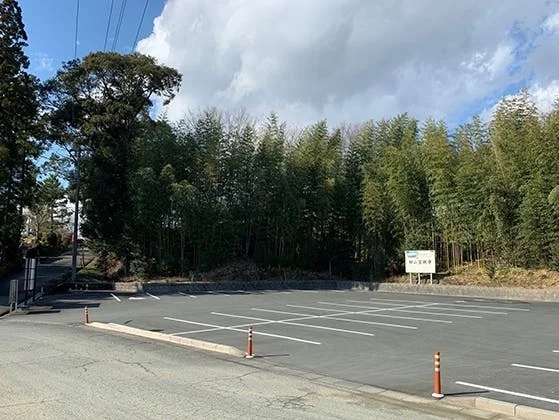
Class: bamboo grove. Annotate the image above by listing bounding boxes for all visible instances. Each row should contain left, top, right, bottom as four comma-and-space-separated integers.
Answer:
110, 93, 559, 278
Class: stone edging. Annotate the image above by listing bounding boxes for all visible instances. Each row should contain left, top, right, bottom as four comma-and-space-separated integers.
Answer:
114, 280, 559, 302
341, 281, 559, 302
86, 322, 245, 358
115, 279, 338, 294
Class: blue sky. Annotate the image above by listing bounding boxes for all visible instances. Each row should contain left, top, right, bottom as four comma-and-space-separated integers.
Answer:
20, 0, 165, 80
18, 0, 559, 130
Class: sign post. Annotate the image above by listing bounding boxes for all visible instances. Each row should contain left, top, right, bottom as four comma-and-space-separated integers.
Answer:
404, 250, 436, 284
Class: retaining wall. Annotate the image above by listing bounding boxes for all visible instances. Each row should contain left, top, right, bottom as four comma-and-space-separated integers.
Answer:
337, 281, 559, 302
112, 279, 559, 302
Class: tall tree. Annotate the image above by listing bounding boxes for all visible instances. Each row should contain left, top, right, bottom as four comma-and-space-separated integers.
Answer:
0, 0, 41, 266
421, 119, 457, 269
489, 89, 541, 263
453, 117, 494, 263
44, 52, 181, 268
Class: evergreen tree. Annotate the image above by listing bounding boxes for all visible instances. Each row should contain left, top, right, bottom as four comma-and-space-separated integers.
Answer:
45, 52, 181, 269
0, 0, 41, 266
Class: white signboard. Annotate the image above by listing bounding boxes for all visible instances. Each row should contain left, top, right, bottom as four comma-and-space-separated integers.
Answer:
405, 250, 436, 274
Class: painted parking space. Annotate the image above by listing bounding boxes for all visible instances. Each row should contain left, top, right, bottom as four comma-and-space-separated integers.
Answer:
27, 288, 558, 413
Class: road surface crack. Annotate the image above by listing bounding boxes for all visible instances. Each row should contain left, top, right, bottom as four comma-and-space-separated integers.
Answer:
263, 391, 315, 411
116, 359, 158, 377
0, 398, 61, 409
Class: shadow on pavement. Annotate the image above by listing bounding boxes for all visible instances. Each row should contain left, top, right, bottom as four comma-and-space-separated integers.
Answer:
444, 390, 489, 397
25, 309, 62, 315
48, 301, 102, 310
253, 354, 290, 358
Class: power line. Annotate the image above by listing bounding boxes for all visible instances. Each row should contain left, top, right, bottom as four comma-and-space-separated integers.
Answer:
132, 0, 149, 53
112, 0, 128, 51
73, 0, 80, 58
103, 0, 115, 51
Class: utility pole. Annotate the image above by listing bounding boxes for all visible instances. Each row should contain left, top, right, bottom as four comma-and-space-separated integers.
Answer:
71, 0, 81, 284
71, 147, 80, 283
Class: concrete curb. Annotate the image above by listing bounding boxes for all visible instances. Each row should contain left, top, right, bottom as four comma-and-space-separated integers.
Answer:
470, 397, 559, 419
257, 364, 558, 420
348, 385, 558, 419
86, 321, 245, 358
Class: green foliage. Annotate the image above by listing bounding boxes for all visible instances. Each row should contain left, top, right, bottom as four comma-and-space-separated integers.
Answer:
0, 0, 41, 266
35, 45, 559, 278
45, 52, 182, 269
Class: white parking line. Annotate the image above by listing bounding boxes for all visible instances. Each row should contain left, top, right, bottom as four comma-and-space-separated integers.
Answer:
250, 308, 417, 330
456, 381, 559, 405
146, 292, 160, 300
287, 304, 346, 312
128, 297, 146, 300
210, 312, 376, 337
358, 300, 410, 306
435, 303, 530, 312
254, 308, 318, 317
347, 300, 507, 315
110, 293, 121, 302
367, 297, 432, 304
301, 290, 319, 293
554, 350, 559, 353
164, 316, 320, 345
368, 297, 530, 312
178, 292, 197, 298
320, 301, 482, 318
390, 309, 482, 319
334, 290, 345, 293
285, 304, 452, 324
205, 291, 230, 296
512, 363, 559, 373
416, 306, 508, 315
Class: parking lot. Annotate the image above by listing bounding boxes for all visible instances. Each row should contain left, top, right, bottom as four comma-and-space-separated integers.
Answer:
24, 288, 559, 413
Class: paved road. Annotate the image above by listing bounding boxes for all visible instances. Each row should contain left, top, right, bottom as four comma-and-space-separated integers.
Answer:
0, 248, 92, 311
14, 288, 559, 415
0, 318, 478, 419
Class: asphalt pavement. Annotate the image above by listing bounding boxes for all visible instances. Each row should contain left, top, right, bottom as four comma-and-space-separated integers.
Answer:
0, 318, 479, 419
0, 248, 92, 313
13, 287, 559, 415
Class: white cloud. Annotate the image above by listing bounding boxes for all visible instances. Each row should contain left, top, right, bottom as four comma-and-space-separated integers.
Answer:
543, 12, 559, 32
530, 80, 559, 113
138, 0, 559, 127
33, 53, 54, 72
479, 80, 559, 122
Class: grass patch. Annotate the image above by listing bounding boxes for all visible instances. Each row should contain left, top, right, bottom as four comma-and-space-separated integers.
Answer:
74, 257, 109, 284
390, 263, 559, 288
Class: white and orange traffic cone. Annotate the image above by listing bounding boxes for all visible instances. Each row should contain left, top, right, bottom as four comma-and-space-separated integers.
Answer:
246, 326, 254, 358
432, 351, 444, 398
